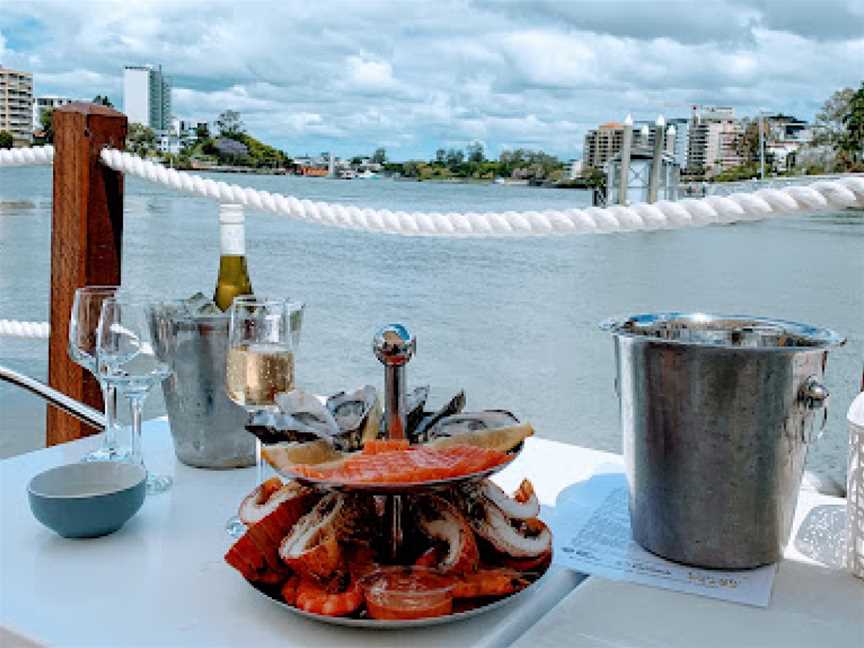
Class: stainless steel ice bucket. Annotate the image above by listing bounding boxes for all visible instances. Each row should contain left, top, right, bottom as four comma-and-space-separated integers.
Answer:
151, 307, 254, 469
601, 312, 845, 568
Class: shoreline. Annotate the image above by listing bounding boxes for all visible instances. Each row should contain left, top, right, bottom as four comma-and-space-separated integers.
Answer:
195, 167, 593, 189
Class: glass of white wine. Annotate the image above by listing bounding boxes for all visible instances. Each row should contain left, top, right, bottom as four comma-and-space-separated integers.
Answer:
224, 296, 304, 537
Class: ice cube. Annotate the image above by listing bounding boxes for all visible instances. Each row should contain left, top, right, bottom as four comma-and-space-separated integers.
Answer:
185, 292, 222, 317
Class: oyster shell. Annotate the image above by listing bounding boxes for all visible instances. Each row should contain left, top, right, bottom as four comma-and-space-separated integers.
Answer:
405, 385, 430, 436
246, 391, 339, 445
413, 390, 467, 442
247, 388, 377, 449
326, 385, 381, 451
427, 409, 518, 436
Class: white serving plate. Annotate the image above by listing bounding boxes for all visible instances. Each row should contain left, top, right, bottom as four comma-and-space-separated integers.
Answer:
246, 563, 550, 629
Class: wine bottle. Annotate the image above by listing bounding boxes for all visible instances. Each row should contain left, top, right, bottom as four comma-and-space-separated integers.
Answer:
213, 203, 253, 311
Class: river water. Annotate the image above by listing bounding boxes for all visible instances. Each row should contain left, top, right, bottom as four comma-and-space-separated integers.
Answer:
1, 166, 862, 487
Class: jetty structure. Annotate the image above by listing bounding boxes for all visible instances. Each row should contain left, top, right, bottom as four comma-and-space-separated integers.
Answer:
602, 114, 680, 206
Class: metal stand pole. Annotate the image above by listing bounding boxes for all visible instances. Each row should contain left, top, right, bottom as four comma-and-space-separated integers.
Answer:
372, 324, 417, 561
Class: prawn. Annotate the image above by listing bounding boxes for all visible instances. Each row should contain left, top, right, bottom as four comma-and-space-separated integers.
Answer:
295, 574, 363, 617
414, 546, 442, 568
451, 568, 528, 599
281, 575, 301, 606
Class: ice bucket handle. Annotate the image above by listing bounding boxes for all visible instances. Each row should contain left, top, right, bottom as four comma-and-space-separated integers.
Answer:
800, 376, 830, 443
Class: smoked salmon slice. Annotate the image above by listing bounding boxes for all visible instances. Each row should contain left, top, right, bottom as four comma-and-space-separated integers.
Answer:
290, 444, 513, 484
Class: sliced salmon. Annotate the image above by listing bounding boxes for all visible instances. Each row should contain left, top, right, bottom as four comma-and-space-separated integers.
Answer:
290, 444, 512, 484
362, 439, 410, 454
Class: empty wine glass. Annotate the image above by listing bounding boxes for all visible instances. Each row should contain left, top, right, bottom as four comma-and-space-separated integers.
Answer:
223, 296, 304, 537
68, 286, 127, 463
96, 298, 173, 494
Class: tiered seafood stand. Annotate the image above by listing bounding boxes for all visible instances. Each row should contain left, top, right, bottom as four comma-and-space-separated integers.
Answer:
230, 325, 551, 626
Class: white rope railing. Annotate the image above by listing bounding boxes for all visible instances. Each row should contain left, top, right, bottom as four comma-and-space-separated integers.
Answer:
2, 145, 862, 237
0, 145, 54, 167
0, 320, 50, 339
2, 146, 864, 337
98, 148, 864, 238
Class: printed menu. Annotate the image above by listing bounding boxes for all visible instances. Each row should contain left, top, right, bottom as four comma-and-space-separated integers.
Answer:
550, 469, 777, 607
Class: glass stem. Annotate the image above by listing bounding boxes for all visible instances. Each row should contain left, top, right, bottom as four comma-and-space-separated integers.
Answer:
100, 381, 118, 450
256, 438, 263, 485
127, 393, 146, 468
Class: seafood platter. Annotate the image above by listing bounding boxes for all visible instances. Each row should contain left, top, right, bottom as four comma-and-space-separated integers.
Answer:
224, 325, 552, 627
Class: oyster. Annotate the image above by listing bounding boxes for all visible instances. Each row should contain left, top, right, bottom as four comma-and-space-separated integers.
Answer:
247, 388, 380, 451
246, 390, 341, 446
405, 385, 430, 436
413, 390, 467, 442
425, 410, 533, 453
426, 409, 518, 438
326, 385, 381, 451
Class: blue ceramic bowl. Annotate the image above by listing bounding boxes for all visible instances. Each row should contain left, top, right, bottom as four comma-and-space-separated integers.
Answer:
27, 462, 146, 538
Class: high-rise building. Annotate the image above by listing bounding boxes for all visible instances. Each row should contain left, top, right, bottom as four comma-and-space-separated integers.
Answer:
33, 96, 74, 130
583, 119, 676, 171
123, 65, 172, 132
583, 122, 625, 171
686, 106, 742, 175
0, 66, 34, 147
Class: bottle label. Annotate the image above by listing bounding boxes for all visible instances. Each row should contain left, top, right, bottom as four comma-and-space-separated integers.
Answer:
221, 223, 245, 255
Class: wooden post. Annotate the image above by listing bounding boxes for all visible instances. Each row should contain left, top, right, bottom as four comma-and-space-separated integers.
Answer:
46, 103, 127, 446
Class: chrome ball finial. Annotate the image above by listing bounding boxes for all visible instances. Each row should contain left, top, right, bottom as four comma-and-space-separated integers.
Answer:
372, 324, 416, 367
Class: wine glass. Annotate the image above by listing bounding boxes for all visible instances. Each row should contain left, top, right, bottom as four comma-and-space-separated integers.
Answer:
68, 286, 128, 463
224, 296, 304, 537
96, 298, 173, 494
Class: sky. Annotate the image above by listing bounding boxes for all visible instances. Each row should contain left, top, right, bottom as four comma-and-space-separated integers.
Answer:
1, 0, 863, 160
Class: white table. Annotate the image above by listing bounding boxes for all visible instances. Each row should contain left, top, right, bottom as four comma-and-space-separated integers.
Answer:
514, 486, 864, 648
4, 421, 861, 647
0, 419, 589, 648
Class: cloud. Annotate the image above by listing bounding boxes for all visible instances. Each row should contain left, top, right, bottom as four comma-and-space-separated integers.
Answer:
1, 0, 861, 159
345, 56, 396, 92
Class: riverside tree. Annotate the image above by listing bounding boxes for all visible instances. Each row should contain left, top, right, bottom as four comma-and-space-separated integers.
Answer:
839, 82, 864, 163
92, 95, 114, 108
0, 130, 13, 149
39, 108, 54, 143
814, 87, 855, 146
216, 110, 245, 139
466, 141, 485, 163
127, 123, 157, 156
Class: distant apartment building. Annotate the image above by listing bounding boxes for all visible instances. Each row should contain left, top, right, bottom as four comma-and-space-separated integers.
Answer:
0, 66, 34, 146
763, 114, 813, 171
583, 122, 625, 170
123, 65, 172, 132
686, 106, 742, 176
175, 119, 209, 137
564, 158, 583, 180
33, 96, 74, 130
582, 119, 676, 171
